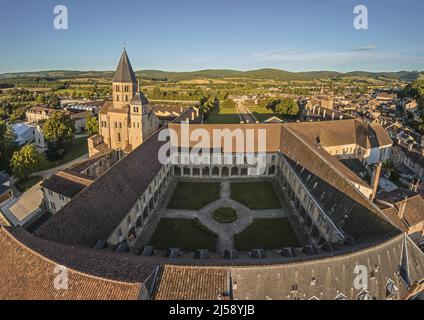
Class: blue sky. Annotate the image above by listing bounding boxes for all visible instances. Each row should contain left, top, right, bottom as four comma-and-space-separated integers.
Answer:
0, 0, 423, 73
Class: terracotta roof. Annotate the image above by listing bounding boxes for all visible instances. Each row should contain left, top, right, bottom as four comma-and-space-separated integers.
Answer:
381, 194, 424, 231
168, 123, 282, 153
0, 227, 143, 300
284, 119, 392, 149
112, 49, 137, 83
154, 265, 229, 300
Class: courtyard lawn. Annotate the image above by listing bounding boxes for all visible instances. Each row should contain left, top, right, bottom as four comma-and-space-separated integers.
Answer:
167, 182, 220, 210
230, 181, 281, 209
206, 106, 241, 124
234, 218, 301, 250
148, 218, 217, 251
37, 137, 88, 172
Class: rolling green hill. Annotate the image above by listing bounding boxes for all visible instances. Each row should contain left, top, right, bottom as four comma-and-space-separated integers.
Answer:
0, 69, 422, 82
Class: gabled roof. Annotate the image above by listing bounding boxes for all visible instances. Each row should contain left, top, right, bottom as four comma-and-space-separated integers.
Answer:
0, 227, 144, 300
35, 109, 198, 246
153, 265, 229, 300
280, 125, 399, 242
284, 119, 393, 149
41, 171, 94, 199
112, 49, 138, 83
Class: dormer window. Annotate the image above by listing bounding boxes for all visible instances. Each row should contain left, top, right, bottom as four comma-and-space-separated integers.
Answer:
335, 293, 347, 300
357, 288, 372, 300
385, 279, 399, 299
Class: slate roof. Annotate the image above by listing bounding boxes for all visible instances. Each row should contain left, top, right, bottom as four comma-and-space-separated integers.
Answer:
35, 128, 166, 246
41, 171, 94, 199
0, 172, 11, 196
228, 235, 424, 300
130, 92, 149, 106
35, 109, 197, 246
280, 125, 399, 242
112, 49, 138, 83
150, 235, 424, 300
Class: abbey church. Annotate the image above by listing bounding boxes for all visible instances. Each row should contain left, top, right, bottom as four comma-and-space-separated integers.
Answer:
88, 50, 161, 157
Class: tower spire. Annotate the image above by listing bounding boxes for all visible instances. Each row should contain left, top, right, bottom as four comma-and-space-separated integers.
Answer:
112, 48, 137, 83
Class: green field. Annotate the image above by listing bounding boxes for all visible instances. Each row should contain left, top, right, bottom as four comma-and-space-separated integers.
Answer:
148, 218, 217, 251
231, 181, 281, 209
37, 137, 88, 172
167, 182, 220, 210
206, 106, 241, 124
234, 218, 300, 250
247, 105, 282, 122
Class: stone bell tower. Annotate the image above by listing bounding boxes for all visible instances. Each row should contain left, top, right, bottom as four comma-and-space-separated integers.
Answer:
112, 49, 138, 109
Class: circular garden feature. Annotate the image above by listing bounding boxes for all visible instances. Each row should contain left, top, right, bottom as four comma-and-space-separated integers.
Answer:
213, 207, 238, 223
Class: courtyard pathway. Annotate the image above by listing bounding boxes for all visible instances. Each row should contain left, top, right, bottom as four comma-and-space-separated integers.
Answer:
133, 179, 300, 253
162, 189, 288, 252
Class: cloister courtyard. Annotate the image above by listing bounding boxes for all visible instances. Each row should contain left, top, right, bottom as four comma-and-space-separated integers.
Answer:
133, 179, 307, 253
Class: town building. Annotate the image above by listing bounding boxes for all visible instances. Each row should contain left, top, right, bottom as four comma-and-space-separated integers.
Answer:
89, 50, 161, 157
11, 122, 36, 146
88, 50, 201, 157
41, 150, 121, 213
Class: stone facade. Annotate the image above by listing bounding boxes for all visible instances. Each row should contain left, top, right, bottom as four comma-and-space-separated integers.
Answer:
89, 50, 160, 157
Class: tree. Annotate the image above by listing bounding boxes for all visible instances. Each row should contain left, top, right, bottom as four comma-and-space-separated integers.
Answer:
86, 115, 99, 137
10, 145, 40, 181
0, 121, 17, 173
275, 98, 299, 116
43, 112, 75, 160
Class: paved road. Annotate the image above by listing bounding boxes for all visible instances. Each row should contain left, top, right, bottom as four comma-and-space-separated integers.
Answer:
235, 102, 257, 124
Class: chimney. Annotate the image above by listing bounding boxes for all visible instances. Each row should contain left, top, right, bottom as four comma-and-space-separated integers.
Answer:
370, 162, 382, 201
397, 198, 407, 220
